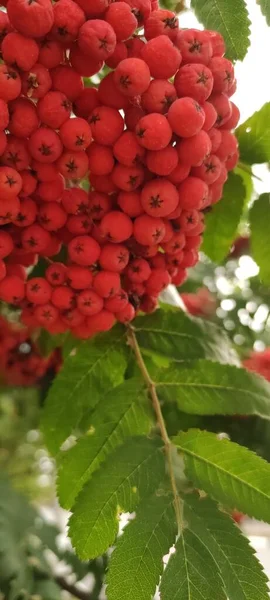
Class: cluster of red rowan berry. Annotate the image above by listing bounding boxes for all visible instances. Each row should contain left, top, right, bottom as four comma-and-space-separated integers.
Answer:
0, 315, 61, 385
0, 0, 239, 339
243, 349, 270, 382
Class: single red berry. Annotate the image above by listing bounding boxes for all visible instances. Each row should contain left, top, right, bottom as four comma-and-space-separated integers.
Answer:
2, 136, 30, 171
46, 263, 66, 286
141, 79, 177, 114
21, 63, 52, 100
73, 88, 100, 120
93, 270, 121, 298
21, 224, 51, 252
141, 35, 181, 79
133, 214, 165, 245
162, 231, 185, 254
208, 127, 222, 152
88, 191, 112, 221
89, 173, 117, 194
220, 101, 240, 130
179, 209, 200, 232
89, 106, 124, 146
37, 91, 71, 129
78, 19, 116, 61
66, 215, 92, 235
146, 145, 178, 176
145, 268, 171, 295
98, 71, 129, 110
105, 2, 137, 41
136, 113, 172, 150
2, 32, 39, 71
111, 163, 144, 191
13, 197, 37, 227
117, 190, 143, 218
175, 29, 212, 65
176, 130, 211, 166
115, 302, 135, 323
0, 65, 21, 102
141, 179, 179, 217
168, 97, 205, 137
168, 163, 190, 185
9, 97, 39, 138
86, 309, 115, 333
210, 93, 232, 127
106, 41, 128, 68
123, 0, 151, 25
174, 63, 213, 103
205, 30, 225, 57
38, 202, 67, 231
99, 243, 129, 271
37, 173, 64, 203
51, 0, 85, 44
140, 294, 158, 313
104, 289, 128, 312
61, 308, 85, 328
51, 285, 75, 310
34, 303, 59, 327
209, 57, 234, 93
144, 9, 179, 42
113, 131, 145, 167
215, 130, 238, 162
61, 188, 89, 215
68, 235, 101, 266
127, 258, 151, 282
28, 127, 63, 164
88, 143, 115, 176
0, 166, 22, 199
7, 0, 54, 38
114, 58, 151, 97
124, 105, 145, 131
26, 277, 52, 304
57, 150, 89, 180
192, 154, 222, 184
178, 176, 209, 209
0, 12, 12, 49
202, 101, 217, 131
100, 211, 133, 242
66, 265, 92, 290
77, 289, 104, 315
51, 65, 83, 101
38, 38, 64, 70
0, 275, 25, 304
59, 117, 92, 152
70, 43, 104, 77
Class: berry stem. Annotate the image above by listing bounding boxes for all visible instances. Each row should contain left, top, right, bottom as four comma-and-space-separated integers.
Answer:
238, 161, 262, 182
127, 324, 183, 534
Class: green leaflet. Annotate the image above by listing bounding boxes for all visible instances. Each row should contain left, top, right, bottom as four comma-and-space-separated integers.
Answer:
258, 0, 270, 25
174, 429, 270, 521
133, 310, 239, 366
160, 524, 226, 600
152, 359, 270, 418
190, 0, 250, 61
106, 492, 177, 600
184, 494, 269, 600
202, 173, 246, 263
57, 379, 152, 510
236, 103, 270, 164
250, 193, 270, 285
41, 326, 127, 454
69, 437, 165, 560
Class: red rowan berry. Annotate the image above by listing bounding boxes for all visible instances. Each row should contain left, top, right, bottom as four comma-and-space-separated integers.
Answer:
220, 101, 240, 130
61, 308, 84, 328
141, 179, 179, 217
68, 235, 101, 266
186, 213, 205, 235
117, 190, 143, 218
144, 9, 179, 41
0, 166, 22, 199
106, 42, 128, 69
177, 130, 211, 166
37, 174, 64, 203
181, 248, 199, 268
13, 197, 37, 227
145, 268, 171, 295
133, 214, 165, 245
124, 106, 145, 131
125, 280, 145, 297
168, 163, 190, 185
37, 91, 71, 129
114, 58, 150, 97
209, 57, 234, 93
162, 232, 185, 254
90, 173, 117, 194
38, 39, 64, 70
112, 163, 144, 191
6, 264, 26, 281
34, 303, 59, 326
210, 93, 232, 127
116, 302, 135, 323
46, 263, 66, 286
208, 127, 222, 152
77, 289, 104, 316
171, 268, 187, 286
215, 130, 238, 162
88, 191, 112, 221
57, 151, 89, 180
126, 36, 145, 58
0, 65, 21, 101
70, 44, 104, 78
178, 176, 208, 209
51, 65, 83, 101
123, 0, 151, 25
100, 211, 133, 242
51, 286, 75, 310
226, 150, 239, 171
127, 258, 151, 282
31, 161, 58, 183
151, 253, 167, 269
86, 309, 115, 333
184, 234, 202, 250
201, 101, 217, 131
9, 98, 39, 138
74, 0, 109, 18
0, 11, 12, 49
99, 243, 129, 271
28, 128, 63, 164
26, 277, 51, 304
93, 270, 121, 298
38, 202, 67, 231
66, 265, 92, 290
0, 196, 20, 223
179, 209, 200, 232
192, 154, 222, 184
0, 232, 14, 258
162, 220, 174, 242
146, 145, 178, 176
175, 29, 212, 65
89, 106, 124, 146
0, 131, 7, 155
168, 97, 205, 137
140, 294, 158, 313
7, 0, 54, 38
21, 224, 51, 252
209, 181, 223, 204
142, 35, 181, 79
141, 79, 177, 115
22, 63, 52, 100
0, 275, 25, 304
73, 88, 100, 120
88, 143, 114, 176
78, 19, 117, 61
206, 30, 225, 57
228, 79, 237, 97
66, 214, 92, 235
2, 32, 39, 71
52, 0, 85, 44
0, 260, 7, 282
2, 136, 30, 171
103, 289, 128, 315
60, 118, 92, 152
113, 131, 145, 167
98, 72, 129, 110
105, 2, 137, 41
174, 63, 213, 103
136, 113, 172, 150
61, 188, 88, 215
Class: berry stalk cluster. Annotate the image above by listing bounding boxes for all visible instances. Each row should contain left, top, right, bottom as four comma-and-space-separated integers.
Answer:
0, 0, 239, 339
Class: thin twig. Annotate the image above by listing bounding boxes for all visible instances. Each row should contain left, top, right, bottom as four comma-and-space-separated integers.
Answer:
55, 575, 92, 600
237, 161, 262, 182
127, 325, 183, 534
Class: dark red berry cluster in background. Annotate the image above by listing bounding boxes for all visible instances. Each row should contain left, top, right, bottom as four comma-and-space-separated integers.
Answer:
243, 350, 270, 382
0, 315, 61, 385
0, 0, 240, 339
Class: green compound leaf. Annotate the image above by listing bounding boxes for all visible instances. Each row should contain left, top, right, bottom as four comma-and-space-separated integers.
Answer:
250, 193, 270, 285
202, 173, 246, 263
133, 309, 239, 366
152, 359, 270, 418
236, 103, 270, 164
57, 379, 152, 510
41, 326, 127, 455
69, 437, 165, 560
258, 1, 270, 26
160, 523, 226, 600
174, 429, 270, 522
106, 492, 177, 600
190, 0, 251, 61
184, 494, 269, 600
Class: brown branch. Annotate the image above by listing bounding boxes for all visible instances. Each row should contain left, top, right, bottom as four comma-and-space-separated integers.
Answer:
55, 574, 92, 600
